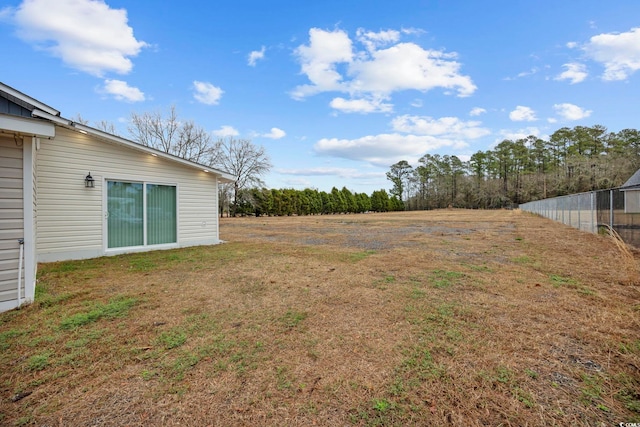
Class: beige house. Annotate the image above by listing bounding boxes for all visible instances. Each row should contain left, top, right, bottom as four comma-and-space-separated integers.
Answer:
0, 82, 235, 313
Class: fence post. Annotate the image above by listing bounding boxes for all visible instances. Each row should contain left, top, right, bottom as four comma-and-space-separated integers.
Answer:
590, 192, 595, 233
577, 195, 581, 230
609, 189, 614, 229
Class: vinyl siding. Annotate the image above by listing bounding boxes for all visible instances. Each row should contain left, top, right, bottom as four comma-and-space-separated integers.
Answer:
26, 138, 36, 303
0, 136, 24, 304
37, 127, 220, 262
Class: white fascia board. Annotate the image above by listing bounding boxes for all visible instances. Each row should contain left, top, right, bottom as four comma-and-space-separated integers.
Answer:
0, 113, 55, 137
71, 122, 237, 182
208, 169, 236, 183
31, 109, 72, 126
0, 83, 60, 116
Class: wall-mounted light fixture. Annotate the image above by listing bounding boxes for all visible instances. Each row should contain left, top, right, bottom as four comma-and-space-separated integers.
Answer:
85, 172, 95, 188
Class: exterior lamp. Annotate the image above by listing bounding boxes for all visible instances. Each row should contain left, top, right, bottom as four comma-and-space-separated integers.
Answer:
85, 172, 95, 188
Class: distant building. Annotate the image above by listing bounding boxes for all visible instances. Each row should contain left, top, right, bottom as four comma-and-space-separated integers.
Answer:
620, 168, 640, 213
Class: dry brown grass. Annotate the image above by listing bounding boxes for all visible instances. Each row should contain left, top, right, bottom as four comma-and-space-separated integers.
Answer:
1, 209, 639, 426
602, 224, 640, 285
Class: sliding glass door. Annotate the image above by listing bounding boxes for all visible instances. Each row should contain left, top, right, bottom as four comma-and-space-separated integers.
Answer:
107, 181, 176, 249
147, 184, 177, 245
107, 181, 143, 248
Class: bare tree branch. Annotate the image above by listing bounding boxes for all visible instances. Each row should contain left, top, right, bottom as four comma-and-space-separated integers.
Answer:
127, 109, 272, 217
209, 137, 272, 215
127, 106, 212, 164
95, 120, 119, 136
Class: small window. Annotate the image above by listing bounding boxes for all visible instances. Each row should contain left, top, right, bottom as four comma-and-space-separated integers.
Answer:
107, 181, 177, 249
624, 190, 640, 214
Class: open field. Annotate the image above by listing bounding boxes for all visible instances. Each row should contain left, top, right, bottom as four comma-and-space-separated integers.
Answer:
1, 209, 639, 426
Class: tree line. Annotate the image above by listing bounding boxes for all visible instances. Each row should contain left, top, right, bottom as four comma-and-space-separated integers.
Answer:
386, 125, 640, 210
83, 109, 639, 215
232, 187, 403, 216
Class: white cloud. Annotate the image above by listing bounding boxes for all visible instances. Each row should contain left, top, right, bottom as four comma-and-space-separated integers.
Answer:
314, 133, 468, 167
391, 115, 490, 139
356, 28, 401, 52
555, 62, 588, 84
292, 27, 476, 109
313, 114, 488, 166
281, 177, 313, 188
261, 127, 286, 139
400, 27, 425, 36
553, 103, 592, 121
469, 107, 486, 116
11, 0, 147, 76
350, 43, 476, 96
100, 79, 145, 102
278, 167, 382, 180
494, 127, 542, 146
291, 28, 353, 99
582, 27, 640, 81
212, 125, 239, 137
248, 46, 266, 66
517, 67, 539, 78
329, 96, 393, 114
192, 81, 223, 105
504, 67, 541, 81
509, 106, 537, 122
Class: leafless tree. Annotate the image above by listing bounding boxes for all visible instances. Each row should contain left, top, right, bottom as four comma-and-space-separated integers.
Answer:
71, 114, 89, 125
127, 105, 213, 164
95, 120, 119, 136
72, 114, 120, 136
209, 137, 272, 215
127, 108, 272, 216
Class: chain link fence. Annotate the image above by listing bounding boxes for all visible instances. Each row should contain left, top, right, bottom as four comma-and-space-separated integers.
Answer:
519, 188, 640, 248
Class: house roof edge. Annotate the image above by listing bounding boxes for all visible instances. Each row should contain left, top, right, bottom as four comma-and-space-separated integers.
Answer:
0, 82, 60, 116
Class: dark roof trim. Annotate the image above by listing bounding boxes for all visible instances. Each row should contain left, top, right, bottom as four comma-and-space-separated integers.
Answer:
0, 82, 60, 116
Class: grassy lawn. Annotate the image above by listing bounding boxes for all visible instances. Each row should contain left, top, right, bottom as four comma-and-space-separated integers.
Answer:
1, 209, 639, 426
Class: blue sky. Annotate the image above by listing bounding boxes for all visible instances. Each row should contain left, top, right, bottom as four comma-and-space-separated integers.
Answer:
1, 0, 640, 195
